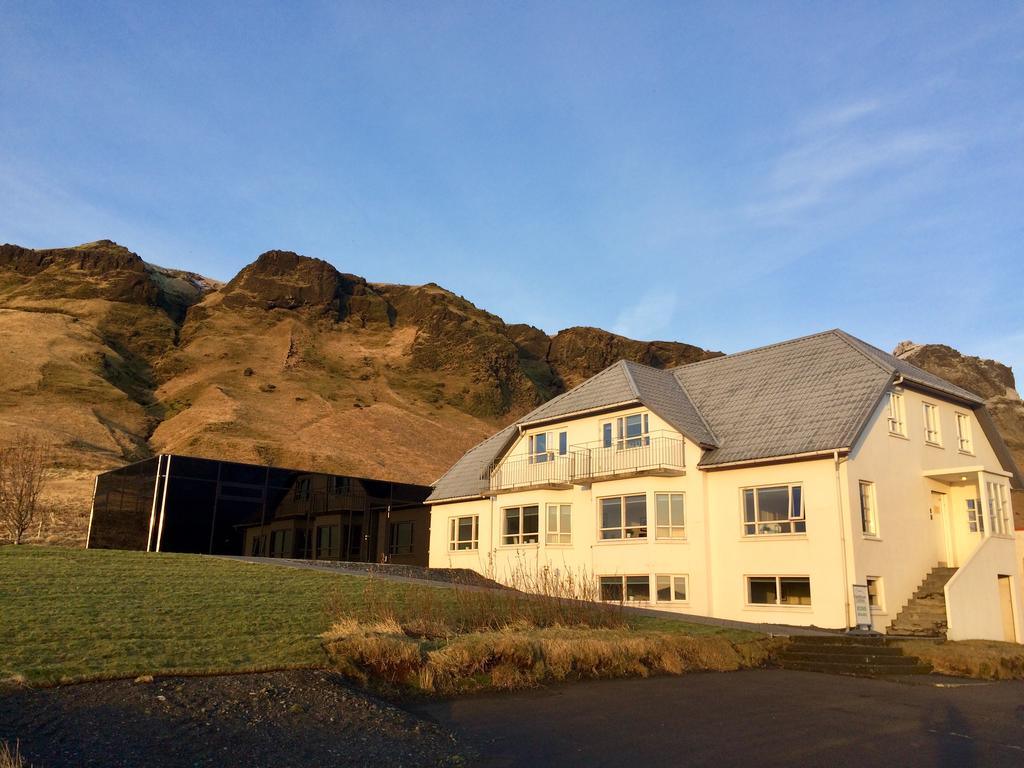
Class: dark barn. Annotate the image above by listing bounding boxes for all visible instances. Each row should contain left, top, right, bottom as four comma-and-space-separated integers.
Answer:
86, 455, 431, 566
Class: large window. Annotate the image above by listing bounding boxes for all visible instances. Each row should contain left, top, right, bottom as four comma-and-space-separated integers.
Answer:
986, 482, 1011, 536
528, 431, 567, 464
748, 576, 811, 606
923, 402, 942, 445
656, 574, 688, 603
743, 485, 804, 536
600, 494, 647, 539
956, 412, 973, 454
655, 493, 685, 539
388, 520, 414, 555
546, 503, 572, 544
859, 481, 878, 536
601, 413, 650, 449
887, 391, 907, 436
503, 505, 539, 545
967, 498, 984, 534
600, 575, 650, 602
449, 515, 479, 551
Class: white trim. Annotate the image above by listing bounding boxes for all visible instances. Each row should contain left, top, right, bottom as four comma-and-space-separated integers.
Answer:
155, 455, 172, 552
85, 474, 99, 549
146, 455, 164, 552
701, 449, 847, 470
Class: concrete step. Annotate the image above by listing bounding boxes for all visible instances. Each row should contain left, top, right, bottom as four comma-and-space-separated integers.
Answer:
781, 660, 933, 676
789, 635, 889, 646
779, 651, 920, 665
783, 644, 905, 657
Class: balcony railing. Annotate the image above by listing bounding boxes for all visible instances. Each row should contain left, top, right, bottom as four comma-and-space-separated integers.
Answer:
571, 431, 685, 482
488, 453, 574, 493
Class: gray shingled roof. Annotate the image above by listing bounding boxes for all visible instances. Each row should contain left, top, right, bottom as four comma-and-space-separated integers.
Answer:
427, 329, 1011, 503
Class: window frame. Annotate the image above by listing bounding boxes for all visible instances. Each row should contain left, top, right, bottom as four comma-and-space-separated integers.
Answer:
922, 402, 942, 446
599, 575, 651, 603
448, 515, 479, 551
654, 492, 686, 540
887, 391, 907, 437
866, 576, 884, 613
388, 520, 415, 555
501, 504, 540, 546
598, 493, 648, 540
528, 430, 568, 464
742, 484, 805, 537
546, 503, 572, 545
746, 575, 812, 607
955, 412, 974, 454
967, 497, 984, 534
655, 574, 689, 603
859, 480, 879, 537
600, 412, 650, 450
986, 482, 1011, 536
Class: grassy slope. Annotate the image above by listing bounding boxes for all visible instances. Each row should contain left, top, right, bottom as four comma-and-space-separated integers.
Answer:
1, 547, 756, 687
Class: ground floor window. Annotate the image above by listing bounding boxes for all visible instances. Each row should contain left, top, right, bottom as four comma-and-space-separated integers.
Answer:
655, 574, 688, 602
270, 529, 291, 557
388, 520, 414, 555
987, 482, 1011, 535
600, 494, 647, 540
546, 503, 571, 544
747, 576, 811, 606
316, 525, 339, 559
967, 498, 984, 533
503, 505, 539, 545
449, 515, 479, 551
599, 575, 650, 602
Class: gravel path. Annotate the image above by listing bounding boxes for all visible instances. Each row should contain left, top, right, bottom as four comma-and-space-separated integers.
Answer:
0, 670, 470, 768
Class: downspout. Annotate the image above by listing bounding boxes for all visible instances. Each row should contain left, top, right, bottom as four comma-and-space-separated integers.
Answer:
834, 450, 852, 628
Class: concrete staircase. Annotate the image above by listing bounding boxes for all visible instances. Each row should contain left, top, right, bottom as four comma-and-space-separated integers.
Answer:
777, 635, 932, 676
886, 566, 957, 638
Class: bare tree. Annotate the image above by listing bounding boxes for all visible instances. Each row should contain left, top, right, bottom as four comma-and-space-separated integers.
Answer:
0, 435, 51, 545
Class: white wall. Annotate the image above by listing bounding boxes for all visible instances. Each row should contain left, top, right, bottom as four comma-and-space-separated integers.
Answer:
945, 536, 1022, 642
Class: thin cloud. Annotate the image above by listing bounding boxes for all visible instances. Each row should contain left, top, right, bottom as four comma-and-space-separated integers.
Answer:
611, 288, 677, 340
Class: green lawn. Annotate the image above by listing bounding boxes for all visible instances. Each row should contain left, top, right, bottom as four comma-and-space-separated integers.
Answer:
1, 546, 759, 686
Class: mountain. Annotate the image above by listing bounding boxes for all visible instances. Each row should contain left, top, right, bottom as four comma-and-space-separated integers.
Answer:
0, 241, 717, 542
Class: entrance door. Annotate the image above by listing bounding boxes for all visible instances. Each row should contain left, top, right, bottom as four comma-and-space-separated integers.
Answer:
930, 491, 951, 566
998, 576, 1017, 642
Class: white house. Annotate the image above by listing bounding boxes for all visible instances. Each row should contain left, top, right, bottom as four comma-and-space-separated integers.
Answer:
426, 330, 1023, 641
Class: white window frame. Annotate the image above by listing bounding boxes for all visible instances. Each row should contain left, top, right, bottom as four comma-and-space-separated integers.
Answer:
600, 412, 650, 450
502, 505, 540, 546
986, 482, 1011, 536
546, 503, 572, 545
654, 492, 686, 540
746, 576, 812, 606
955, 412, 974, 454
599, 574, 651, 603
598, 493, 648, 540
859, 481, 879, 537
866, 576, 884, 612
655, 574, 688, 603
887, 391, 907, 437
448, 515, 479, 551
742, 484, 805, 536
967, 497, 984, 534
923, 402, 942, 446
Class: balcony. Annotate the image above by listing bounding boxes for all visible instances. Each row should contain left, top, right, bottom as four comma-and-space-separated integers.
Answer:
488, 454, 573, 494
570, 431, 685, 483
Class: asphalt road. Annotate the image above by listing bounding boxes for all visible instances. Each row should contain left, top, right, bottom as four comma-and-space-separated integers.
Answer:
410, 669, 1024, 767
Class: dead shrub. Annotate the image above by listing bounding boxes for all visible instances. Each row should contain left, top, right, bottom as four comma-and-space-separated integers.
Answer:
897, 639, 1024, 680
0, 741, 29, 768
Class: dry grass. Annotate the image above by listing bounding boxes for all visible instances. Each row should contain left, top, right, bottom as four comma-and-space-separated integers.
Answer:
0, 741, 29, 768
896, 639, 1024, 680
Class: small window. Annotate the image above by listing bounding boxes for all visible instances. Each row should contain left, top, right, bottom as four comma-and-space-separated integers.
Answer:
546, 503, 572, 544
655, 574, 688, 602
600, 494, 647, 540
743, 485, 805, 536
388, 520, 414, 555
986, 482, 1011, 536
294, 477, 312, 500
502, 505, 539, 545
866, 576, 883, 611
859, 481, 878, 536
887, 392, 906, 436
528, 433, 550, 464
332, 477, 353, 495
600, 575, 650, 602
558, 431, 568, 456
449, 515, 479, 551
923, 402, 942, 445
655, 493, 685, 539
956, 413, 973, 454
967, 498, 984, 534
748, 576, 811, 606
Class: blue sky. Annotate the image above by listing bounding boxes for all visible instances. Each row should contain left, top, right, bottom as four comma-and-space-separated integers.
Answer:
2, 2, 1022, 374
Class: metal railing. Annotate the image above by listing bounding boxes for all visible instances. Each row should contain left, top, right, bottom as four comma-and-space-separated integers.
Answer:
570, 430, 685, 481
488, 453, 574, 492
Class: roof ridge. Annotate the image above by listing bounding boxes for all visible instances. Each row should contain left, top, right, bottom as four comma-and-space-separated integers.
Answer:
672, 329, 839, 371
516, 359, 638, 424
828, 329, 899, 377
619, 360, 641, 399
669, 369, 719, 445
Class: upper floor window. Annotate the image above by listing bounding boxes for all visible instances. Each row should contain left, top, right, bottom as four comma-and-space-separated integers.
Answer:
956, 412, 973, 454
923, 402, 942, 445
449, 515, 479, 551
600, 494, 647, 540
546, 503, 572, 545
655, 493, 685, 539
602, 413, 649, 450
743, 485, 805, 536
332, 476, 353, 495
528, 431, 567, 463
502, 505, 539, 545
887, 392, 906, 436
293, 477, 311, 500
859, 481, 878, 536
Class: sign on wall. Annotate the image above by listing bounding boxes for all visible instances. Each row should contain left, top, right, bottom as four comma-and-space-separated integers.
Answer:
851, 584, 872, 630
